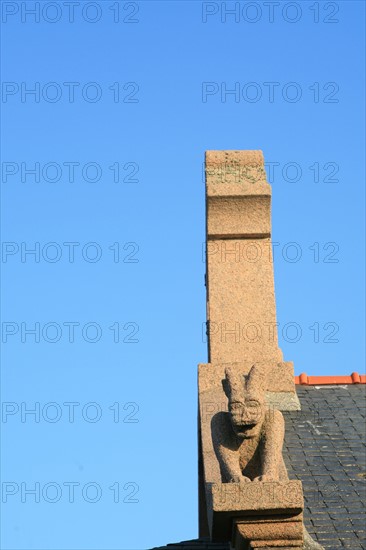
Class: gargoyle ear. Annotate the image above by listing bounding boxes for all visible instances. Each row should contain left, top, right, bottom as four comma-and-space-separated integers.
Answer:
246, 363, 267, 395
224, 366, 244, 401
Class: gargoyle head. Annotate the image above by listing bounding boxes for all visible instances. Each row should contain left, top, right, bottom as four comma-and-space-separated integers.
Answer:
222, 364, 267, 438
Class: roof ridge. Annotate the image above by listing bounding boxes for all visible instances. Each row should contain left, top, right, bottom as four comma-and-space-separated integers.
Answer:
295, 372, 366, 385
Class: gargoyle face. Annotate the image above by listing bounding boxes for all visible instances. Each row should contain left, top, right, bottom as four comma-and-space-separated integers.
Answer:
223, 365, 268, 438
228, 397, 264, 438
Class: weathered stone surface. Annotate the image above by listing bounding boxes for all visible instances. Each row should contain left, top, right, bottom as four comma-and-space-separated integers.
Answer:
211, 365, 288, 484
207, 196, 271, 238
199, 150, 322, 550
207, 480, 303, 542
234, 514, 303, 548
211, 481, 303, 512
201, 364, 304, 547
199, 362, 321, 548
205, 150, 281, 365
198, 362, 299, 510
206, 238, 281, 364
265, 392, 301, 412
205, 150, 269, 196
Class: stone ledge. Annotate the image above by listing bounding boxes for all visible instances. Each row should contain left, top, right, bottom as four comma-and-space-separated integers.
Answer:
208, 481, 304, 541
207, 196, 271, 239
211, 481, 304, 512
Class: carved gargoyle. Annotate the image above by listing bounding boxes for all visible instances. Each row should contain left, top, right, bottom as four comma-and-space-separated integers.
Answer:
212, 364, 288, 483
211, 364, 323, 550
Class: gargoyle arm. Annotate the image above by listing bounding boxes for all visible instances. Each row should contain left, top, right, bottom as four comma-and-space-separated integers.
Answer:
260, 409, 285, 479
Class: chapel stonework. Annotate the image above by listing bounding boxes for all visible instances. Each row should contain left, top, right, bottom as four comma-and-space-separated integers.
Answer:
198, 150, 323, 550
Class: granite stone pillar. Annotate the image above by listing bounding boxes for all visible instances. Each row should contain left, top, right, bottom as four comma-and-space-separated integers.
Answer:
198, 151, 320, 550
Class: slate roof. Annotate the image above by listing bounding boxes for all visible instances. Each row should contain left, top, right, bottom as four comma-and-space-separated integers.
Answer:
284, 385, 366, 549
152, 384, 366, 550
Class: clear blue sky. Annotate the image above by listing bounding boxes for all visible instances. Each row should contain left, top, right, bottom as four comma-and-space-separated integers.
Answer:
1, 1, 365, 549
